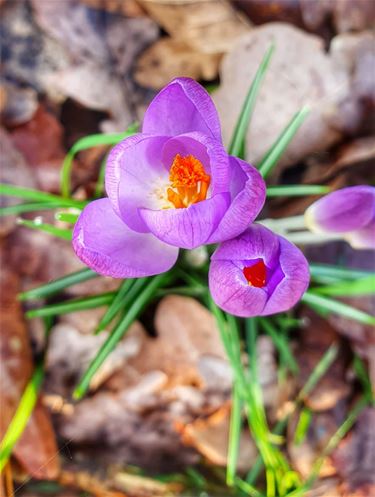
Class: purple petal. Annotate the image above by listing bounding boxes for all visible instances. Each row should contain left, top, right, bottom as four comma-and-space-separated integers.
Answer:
140, 193, 230, 249
73, 199, 179, 278
142, 78, 222, 141
211, 224, 280, 268
305, 186, 375, 234
106, 134, 170, 233
347, 220, 375, 249
208, 157, 266, 243
209, 260, 268, 317
262, 237, 309, 315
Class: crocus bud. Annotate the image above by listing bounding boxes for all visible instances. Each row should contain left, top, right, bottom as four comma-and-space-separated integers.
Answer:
305, 186, 375, 249
209, 225, 310, 317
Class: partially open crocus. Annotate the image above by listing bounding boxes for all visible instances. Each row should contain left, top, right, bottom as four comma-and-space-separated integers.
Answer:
209, 225, 310, 317
73, 78, 266, 278
305, 186, 375, 249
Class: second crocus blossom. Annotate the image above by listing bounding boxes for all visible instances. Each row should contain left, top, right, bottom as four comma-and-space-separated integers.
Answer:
209, 225, 310, 317
73, 78, 266, 278
305, 186, 375, 249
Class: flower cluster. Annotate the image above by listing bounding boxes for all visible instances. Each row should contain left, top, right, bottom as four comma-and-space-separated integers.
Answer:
73, 78, 371, 317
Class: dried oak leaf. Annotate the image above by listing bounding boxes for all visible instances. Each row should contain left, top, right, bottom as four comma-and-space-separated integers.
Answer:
214, 22, 350, 174
80, 0, 145, 17
0, 263, 59, 479
177, 403, 257, 471
332, 408, 375, 496
135, 38, 221, 90
138, 0, 251, 54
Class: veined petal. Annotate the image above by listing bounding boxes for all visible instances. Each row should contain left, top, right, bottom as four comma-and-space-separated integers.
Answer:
73, 199, 179, 278
106, 134, 170, 233
209, 260, 268, 317
140, 193, 230, 249
142, 78, 222, 141
211, 223, 280, 268
305, 186, 375, 234
262, 238, 309, 315
208, 157, 266, 243
347, 221, 375, 249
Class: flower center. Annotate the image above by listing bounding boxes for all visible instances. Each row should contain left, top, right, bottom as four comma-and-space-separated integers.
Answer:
243, 260, 267, 287
167, 154, 211, 209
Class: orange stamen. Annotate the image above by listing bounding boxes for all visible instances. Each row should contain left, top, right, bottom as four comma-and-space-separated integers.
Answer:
167, 154, 210, 208
243, 260, 267, 287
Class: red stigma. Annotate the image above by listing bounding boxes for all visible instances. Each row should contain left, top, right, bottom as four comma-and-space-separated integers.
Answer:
243, 260, 267, 287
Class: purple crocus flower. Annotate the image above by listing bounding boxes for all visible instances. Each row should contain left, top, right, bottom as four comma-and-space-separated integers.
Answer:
305, 186, 375, 249
73, 78, 266, 278
209, 225, 310, 317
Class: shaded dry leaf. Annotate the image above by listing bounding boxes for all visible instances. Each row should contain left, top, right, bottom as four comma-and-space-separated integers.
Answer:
80, 0, 145, 17
0, 80, 38, 127
332, 408, 375, 496
135, 38, 221, 90
300, 0, 375, 34
10, 105, 66, 193
214, 22, 350, 173
0, 263, 59, 479
45, 322, 146, 395
177, 404, 257, 471
296, 310, 351, 411
0, 128, 36, 236
288, 409, 342, 479
59, 469, 129, 497
31, 0, 158, 131
0, 1, 70, 94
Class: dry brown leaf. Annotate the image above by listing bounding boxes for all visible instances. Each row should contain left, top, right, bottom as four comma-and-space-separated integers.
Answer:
177, 404, 257, 471
139, 0, 250, 54
112, 472, 182, 497
0, 128, 36, 236
45, 321, 146, 395
0, 81, 38, 127
0, 263, 59, 479
80, 0, 145, 17
214, 22, 350, 173
332, 408, 375, 496
296, 310, 351, 411
135, 38, 221, 89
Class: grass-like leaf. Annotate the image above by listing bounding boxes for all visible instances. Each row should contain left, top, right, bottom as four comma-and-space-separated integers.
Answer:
309, 263, 370, 281
226, 383, 242, 486
94, 278, 143, 334
26, 292, 116, 318
228, 43, 275, 158
313, 274, 375, 297
259, 318, 299, 375
0, 202, 75, 217
293, 408, 312, 446
61, 123, 138, 198
266, 185, 330, 197
73, 272, 171, 399
257, 106, 310, 179
0, 183, 86, 208
302, 291, 375, 326
17, 218, 73, 240
19, 267, 98, 301
55, 210, 81, 224
0, 363, 44, 471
